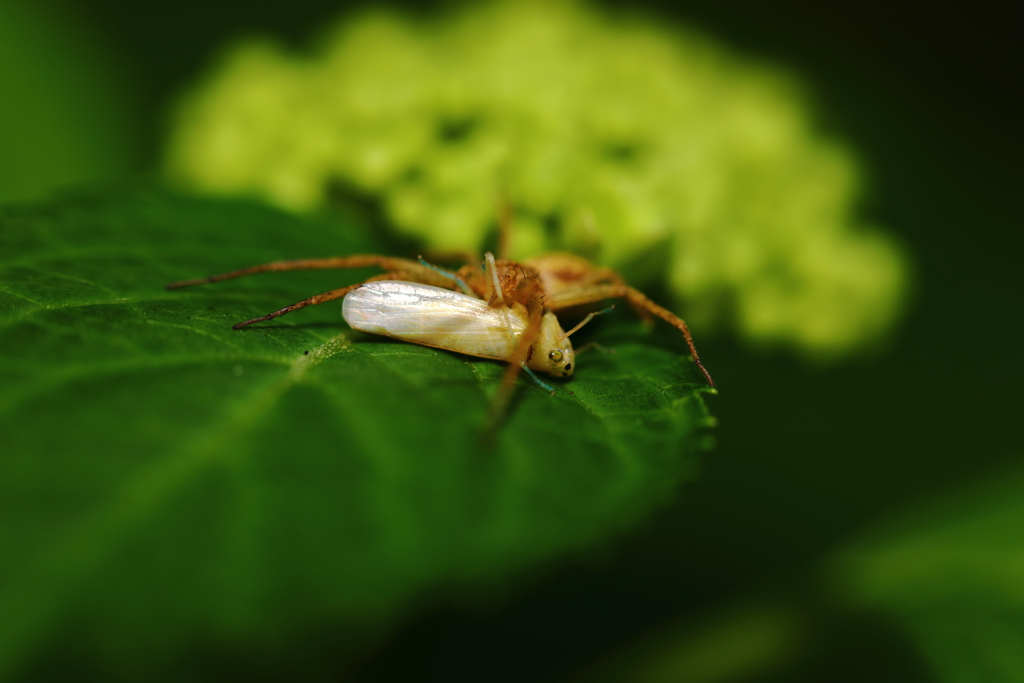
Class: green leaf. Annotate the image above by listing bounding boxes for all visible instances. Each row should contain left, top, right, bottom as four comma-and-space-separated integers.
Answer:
0, 188, 715, 679
830, 461, 1024, 683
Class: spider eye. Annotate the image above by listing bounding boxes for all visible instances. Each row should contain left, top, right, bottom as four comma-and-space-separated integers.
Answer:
548, 349, 564, 364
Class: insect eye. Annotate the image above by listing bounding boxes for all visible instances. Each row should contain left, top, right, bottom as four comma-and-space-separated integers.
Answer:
548, 349, 564, 364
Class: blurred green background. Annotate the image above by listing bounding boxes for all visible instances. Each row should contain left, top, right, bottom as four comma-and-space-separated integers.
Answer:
1, 0, 1021, 680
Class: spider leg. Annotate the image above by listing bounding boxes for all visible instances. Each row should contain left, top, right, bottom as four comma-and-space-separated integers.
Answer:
483, 300, 546, 433
484, 252, 515, 340
167, 255, 444, 290
232, 271, 416, 329
484, 253, 504, 306
497, 195, 514, 259
577, 269, 655, 324
547, 284, 715, 388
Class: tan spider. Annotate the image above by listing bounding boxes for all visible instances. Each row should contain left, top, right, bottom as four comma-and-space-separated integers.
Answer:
167, 249, 715, 394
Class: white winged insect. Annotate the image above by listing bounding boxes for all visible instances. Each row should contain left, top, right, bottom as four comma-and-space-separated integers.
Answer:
342, 280, 575, 383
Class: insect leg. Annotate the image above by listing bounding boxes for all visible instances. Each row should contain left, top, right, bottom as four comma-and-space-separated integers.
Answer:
548, 284, 715, 387
573, 341, 616, 356
232, 271, 415, 329
417, 256, 474, 295
521, 366, 555, 394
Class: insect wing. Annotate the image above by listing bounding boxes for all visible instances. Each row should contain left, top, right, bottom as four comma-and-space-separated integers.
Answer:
343, 281, 524, 360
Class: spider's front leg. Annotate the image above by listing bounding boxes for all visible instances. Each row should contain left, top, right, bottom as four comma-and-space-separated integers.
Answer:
483, 294, 548, 435
230, 271, 421, 329
547, 283, 715, 388
166, 254, 460, 329
166, 254, 441, 289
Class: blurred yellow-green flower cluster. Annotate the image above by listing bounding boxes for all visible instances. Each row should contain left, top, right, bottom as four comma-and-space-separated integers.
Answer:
165, 0, 907, 356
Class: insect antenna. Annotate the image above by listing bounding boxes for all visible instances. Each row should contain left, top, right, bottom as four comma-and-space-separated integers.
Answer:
558, 305, 615, 340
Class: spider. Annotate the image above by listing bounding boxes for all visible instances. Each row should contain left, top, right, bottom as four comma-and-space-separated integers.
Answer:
167, 249, 715, 395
